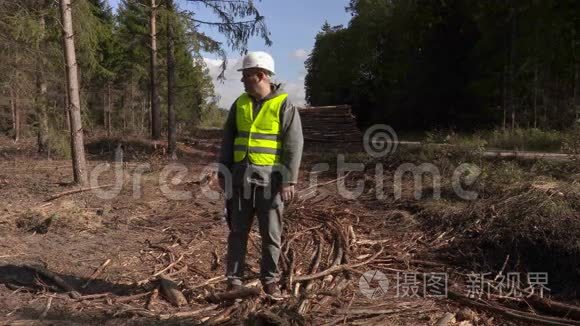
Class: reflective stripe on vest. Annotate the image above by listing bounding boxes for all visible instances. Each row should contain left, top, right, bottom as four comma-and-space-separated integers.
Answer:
233, 92, 288, 165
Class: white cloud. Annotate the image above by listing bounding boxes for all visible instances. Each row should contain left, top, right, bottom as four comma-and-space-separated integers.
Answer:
203, 57, 306, 109
292, 49, 309, 60
203, 57, 243, 109
280, 80, 306, 106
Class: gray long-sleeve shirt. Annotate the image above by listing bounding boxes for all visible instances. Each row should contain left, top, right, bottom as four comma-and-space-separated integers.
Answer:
218, 84, 304, 187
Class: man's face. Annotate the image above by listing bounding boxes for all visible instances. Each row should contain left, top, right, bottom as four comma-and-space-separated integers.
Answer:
241, 68, 266, 94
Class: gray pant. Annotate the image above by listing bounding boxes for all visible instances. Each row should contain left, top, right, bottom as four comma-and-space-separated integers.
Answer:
225, 184, 284, 285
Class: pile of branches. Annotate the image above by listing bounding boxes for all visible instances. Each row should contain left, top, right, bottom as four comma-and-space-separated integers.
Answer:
8, 175, 580, 325
126, 198, 403, 325
4, 193, 415, 325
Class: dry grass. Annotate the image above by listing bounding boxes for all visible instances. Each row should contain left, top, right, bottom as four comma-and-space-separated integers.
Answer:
406, 148, 580, 296
13, 200, 104, 235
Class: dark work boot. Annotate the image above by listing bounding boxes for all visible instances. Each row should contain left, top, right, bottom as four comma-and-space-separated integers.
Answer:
227, 283, 243, 291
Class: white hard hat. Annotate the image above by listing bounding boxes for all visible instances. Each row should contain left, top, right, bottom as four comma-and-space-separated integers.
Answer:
237, 51, 275, 75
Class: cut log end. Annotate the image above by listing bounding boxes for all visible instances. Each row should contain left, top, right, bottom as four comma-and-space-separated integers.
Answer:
159, 277, 187, 307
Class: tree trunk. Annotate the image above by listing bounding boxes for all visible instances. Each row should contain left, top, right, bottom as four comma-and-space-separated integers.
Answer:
37, 8, 49, 157
543, 88, 548, 128
60, 0, 89, 186
543, 65, 551, 128
167, 0, 177, 159
141, 97, 146, 134
150, 0, 161, 140
509, 9, 517, 131
64, 93, 70, 132
10, 87, 20, 142
129, 76, 135, 131
533, 61, 538, 129
37, 80, 49, 157
533, 24, 539, 129
511, 106, 516, 130
148, 97, 152, 135
575, 60, 578, 123
107, 83, 112, 137
131, 105, 135, 132
121, 88, 127, 131
36, 86, 50, 158
102, 90, 107, 129
574, 21, 578, 122
120, 92, 124, 132
502, 30, 508, 132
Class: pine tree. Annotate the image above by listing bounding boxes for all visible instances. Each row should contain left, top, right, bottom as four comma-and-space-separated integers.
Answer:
60, 0, 89, 186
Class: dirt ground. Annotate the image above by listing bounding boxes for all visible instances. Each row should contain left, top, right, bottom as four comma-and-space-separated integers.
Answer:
0, 133, 566, 325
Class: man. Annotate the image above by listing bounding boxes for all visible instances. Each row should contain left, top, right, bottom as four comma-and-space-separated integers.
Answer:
218, 51, 304, 296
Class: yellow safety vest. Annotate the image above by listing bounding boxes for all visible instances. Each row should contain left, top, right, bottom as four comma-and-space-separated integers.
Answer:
233, 93, 288, 165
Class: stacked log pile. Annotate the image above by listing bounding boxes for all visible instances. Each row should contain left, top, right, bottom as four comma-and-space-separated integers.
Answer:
298, 105, 363, 144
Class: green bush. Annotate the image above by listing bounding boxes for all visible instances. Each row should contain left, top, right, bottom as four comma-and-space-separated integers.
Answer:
424, 129, 452, 144
199, 107, 228, 129
418, 134, 486, 164
48, 128, 71, 159
484, 128, 564, 152
562, 127, 580, 160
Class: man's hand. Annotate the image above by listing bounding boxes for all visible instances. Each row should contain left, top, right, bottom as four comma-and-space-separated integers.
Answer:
280, 184, 295, 202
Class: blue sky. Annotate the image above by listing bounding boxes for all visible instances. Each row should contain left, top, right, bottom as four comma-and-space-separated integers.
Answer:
107, 0, 352, 108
